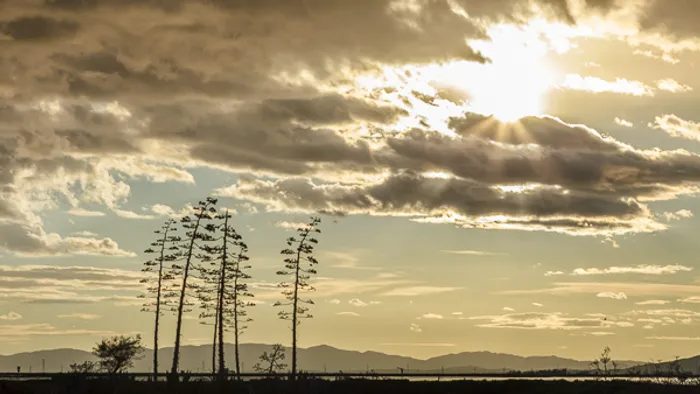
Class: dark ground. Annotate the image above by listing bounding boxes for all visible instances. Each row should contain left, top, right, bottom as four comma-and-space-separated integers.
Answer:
1, 379, 699, 394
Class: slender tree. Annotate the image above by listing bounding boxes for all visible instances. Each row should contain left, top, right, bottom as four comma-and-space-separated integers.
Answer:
195, 236, 220, 376
139, 219, 179, 380
274, 217, 322, 380
200, 210, 254, 379
219, 210, 254, 379
169, 197, 218, 376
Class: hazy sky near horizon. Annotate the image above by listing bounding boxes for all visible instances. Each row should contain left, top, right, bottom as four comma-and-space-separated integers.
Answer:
3, 0, 700, 362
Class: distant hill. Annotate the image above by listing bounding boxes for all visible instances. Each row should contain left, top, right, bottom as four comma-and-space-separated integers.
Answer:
0, 344, 644, 373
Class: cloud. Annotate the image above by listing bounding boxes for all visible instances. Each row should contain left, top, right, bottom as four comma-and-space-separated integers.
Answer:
348, 299, 368, 307
442, 250, 501, 256
587, 331, 616, 336
626, 309, 700, 318
532, 303, 544, 307
678, 296, 700, 304
452, 312, 464, 316
323, 251, 379, 271
503, 307, 515, 312
636, 300, 671, 305
0, 0, 698, 260
71, 231, 98, 237
502, 282, 700, 298
0, 323, 116, 340
545, 271, 564, 277
663, 210, 694, 221
381, 286, 461, 297
0, 312, 22, 321
274, 221, 308, 230
651, 114, 700, 142
150, 204, 194, 218
647, 336, 700, 341
420, 313, 444, 319
67, 209, 105, 217
410, 323, 422, 333
470, 312, 606, 330
114, 209, 156, 220
614, 118, 634, 127
327, 299, 341, 305
0, 265, 142, 304
217, 111, 700, 237
336, 312, 360, 317
561, 74, 654, 96
572, 264, 692, 276
597, 292, 627, 300
656, 79, 693, 93
57, 313, 101, 320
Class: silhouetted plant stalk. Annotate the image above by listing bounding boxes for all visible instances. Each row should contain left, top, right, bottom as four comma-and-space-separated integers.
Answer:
274, 217, 322, 380
139, 219, 179, 380
170, 197, 218, 376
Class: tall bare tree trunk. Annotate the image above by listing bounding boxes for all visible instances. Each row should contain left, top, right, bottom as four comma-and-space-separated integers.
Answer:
171, 214, 205, 376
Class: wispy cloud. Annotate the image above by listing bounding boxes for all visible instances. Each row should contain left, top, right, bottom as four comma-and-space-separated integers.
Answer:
470, 312, 604, 330
348, 298, 367, 307
67, 209, 105, 217
614, 118, 634, 128
656, 79, 693, 93
441, 250, 502, 256
0, 312, 21, 321
572, 264, 692, 276
636, 300, 671, 305
544, 271, 564, 277
57, 313, 101, 320
420, 313, 444, 320
381, 286, 461, 297
651, 114, 700, 142
663, 210, 694, 222
562, 74, 654, 96
410, 323, 422, 333
532, 303, 544, 307
336, 312, 360, 317
597, 292, 627, 300
647, 336, 700, 341
502, 282, 700, 297
678, 296, 700, 304
114, 209, 156, 220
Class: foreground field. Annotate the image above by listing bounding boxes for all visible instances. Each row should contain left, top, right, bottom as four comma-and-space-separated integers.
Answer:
1, 379, 700, 394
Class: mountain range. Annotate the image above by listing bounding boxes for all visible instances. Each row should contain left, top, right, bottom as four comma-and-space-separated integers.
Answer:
0, 344, 645, 373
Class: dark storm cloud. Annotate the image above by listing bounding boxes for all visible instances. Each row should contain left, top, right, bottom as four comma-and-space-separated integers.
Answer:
218, 171, 651, 234
0, 16, 79, 40
386, 115, 700, 200
638, 0, 700, 40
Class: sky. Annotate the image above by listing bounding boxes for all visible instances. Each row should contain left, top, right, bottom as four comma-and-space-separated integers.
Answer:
3, 0, 700, 363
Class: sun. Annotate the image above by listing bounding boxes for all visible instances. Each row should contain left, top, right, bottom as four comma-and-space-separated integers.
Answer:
433, 23, 558, 123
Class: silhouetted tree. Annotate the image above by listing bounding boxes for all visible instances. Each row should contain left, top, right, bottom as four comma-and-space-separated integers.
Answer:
219, 210, 254, 379
170, 197, 218, 376
139, 219, 179, 380
600, 346, 611, 375
93, 335, 144, 374
198, 209, 254, 379
253, 344, 287, 375
69, 361, 98, 373
274, 217, 321, 380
